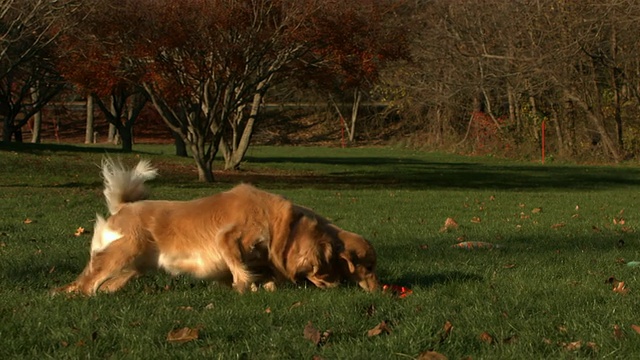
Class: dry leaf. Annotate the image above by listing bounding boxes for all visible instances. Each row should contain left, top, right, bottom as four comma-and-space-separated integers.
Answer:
438, 321, 453, 343
614, 324, 624, 339
417, 351, 448, 360
440, 217, 459, 232
442, 321, 453, 338
204, 303, 214, 310
551, 223, 565, 229
631, 324, 640, 334
23, 218, 33, 224
367, 321, 391, 337
503, 263, 516, 269
489, 195, 496, 201
74, 227, 85, 236
557, 325, 568, 333
562, 340, 582, 351
531, 207, 542, 213
470, 217, 481, 223
265, 307, 271, 314
304, 321, 321, 345
166, 327, 199, 343
613, 281, 629, 295
479, 332, 494, 344
177, 306, 193, 311
289, 301, 302, 310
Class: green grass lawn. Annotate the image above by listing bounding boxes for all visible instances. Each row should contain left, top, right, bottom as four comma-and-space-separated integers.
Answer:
2, 143, 640, 359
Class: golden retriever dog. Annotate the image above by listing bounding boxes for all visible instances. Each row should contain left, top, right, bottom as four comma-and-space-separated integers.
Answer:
53, 158, 294, 295
52, 158, 378, 296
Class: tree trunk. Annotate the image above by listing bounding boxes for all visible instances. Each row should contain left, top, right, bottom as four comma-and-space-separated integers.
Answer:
348, 88, 362, 143
108, 123, 117, 144
2, 118, 12, 143
30, 87, 42, 144
222, 91, 263, 170
118, 124, 133, 152
550, 106, 565, 155
85, 95, 95, 144
563, 90, 620, 162
190, 143, 215, 182
173, 131, 188, 157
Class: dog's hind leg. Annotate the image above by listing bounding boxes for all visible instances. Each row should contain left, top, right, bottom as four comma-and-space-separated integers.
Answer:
63, 236, 142, 296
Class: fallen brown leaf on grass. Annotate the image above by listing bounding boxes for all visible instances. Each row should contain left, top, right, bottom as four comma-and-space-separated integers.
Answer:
470, 217, 481, 223
74, 227, 85, 236
559, 340, 597, 352
614, 324, 624, 339
631, 324, 640, 334
439, 217, 459, 232
23, 218, 33, 224
289, 301, 303, 310
531, 207, 542, 213
479, 331, 493, 344
551, 223, 565, 229
441, 321, 453, 341
612, 281, 629, 295
166, 327, 199, 343
417, 350, 448, 360
367, 320, 391, 337
303, 321, 331, 346
303, 321, 321, 345
561, 340, 582, 351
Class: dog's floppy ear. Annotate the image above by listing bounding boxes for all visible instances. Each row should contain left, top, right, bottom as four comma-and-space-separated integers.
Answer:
340, 252, 355, 274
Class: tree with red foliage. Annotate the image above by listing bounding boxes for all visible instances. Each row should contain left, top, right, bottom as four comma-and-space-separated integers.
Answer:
301, 0, 410, 144
56, 1, 149, 152
71, 0, 410, 181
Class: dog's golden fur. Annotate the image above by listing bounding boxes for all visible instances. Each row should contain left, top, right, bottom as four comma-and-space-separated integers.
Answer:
53, 159, 378, 296
273, 204, 378, 291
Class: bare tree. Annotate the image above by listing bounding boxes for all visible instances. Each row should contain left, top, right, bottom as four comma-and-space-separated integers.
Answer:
0, 0, 68, 143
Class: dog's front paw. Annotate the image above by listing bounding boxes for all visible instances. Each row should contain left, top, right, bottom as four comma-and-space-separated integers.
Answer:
262, 281, 277, 292
232, 281, 249, 294
50, 282, 80, 296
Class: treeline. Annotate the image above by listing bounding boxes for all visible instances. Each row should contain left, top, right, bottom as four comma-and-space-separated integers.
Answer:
1, 1, 639, 181
387, 0, 640, 161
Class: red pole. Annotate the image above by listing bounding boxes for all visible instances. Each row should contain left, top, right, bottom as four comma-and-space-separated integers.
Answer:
541, 120, 546, 164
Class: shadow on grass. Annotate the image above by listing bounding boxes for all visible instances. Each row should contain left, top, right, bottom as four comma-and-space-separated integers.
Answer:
241, 155, 640, 191
390, 271, 484, 289
0, 141, 125, 154
4, 142, 640, 191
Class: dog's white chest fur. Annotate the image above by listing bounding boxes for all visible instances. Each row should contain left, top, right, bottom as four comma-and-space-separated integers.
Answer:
157, 250, 227, 279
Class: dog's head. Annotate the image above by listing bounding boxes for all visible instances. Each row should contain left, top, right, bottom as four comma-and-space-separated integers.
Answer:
338, 231, 379, 292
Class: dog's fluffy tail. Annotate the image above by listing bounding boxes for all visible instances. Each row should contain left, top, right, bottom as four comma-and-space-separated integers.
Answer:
101, 157, 158, 215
